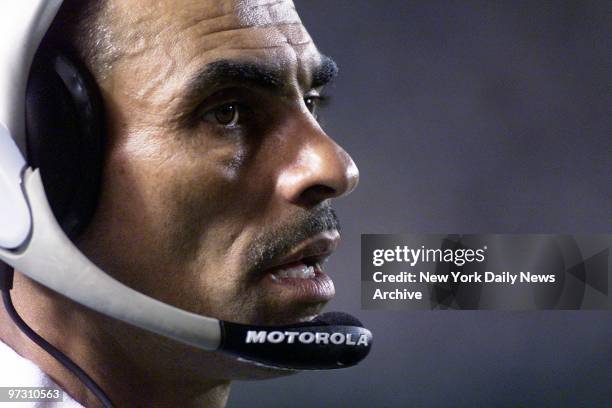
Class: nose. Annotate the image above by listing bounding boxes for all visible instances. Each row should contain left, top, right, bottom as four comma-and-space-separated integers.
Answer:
276, 119, 359, 208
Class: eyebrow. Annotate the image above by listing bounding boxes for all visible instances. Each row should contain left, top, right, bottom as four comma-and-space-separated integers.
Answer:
312, 55, 338, 88
186, 60, 285, 96
175, 55, 339, 120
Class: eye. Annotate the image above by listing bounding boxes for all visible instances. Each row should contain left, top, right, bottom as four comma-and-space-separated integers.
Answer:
203, 103, 240, 127
304, 94, 329, 120
304, 96, 319, 117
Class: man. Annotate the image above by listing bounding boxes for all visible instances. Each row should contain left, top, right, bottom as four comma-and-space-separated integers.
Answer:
0, 0, 359, 406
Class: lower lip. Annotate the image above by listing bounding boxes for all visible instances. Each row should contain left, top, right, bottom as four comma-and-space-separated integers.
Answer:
262, 263, 335, 303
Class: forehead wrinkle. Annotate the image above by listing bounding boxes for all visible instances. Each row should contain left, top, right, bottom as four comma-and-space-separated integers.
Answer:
186, 21, 304, 40
175, 0, 299, 38
184, 0, 296, 14
228, 41, 310, 51
182, 24, 312, 56
236, 0, 299, 26
241, 0, 295, 10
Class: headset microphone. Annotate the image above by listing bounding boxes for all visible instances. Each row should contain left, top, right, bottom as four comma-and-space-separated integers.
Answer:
0, 1, 372, 405
221, 312, 371, 370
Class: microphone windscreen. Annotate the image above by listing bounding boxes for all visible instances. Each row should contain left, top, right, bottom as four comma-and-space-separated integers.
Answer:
312, 312, 363, 327
219, 311, 373, 370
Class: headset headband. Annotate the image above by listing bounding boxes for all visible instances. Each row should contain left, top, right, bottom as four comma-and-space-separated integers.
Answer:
0, 1, 59, 249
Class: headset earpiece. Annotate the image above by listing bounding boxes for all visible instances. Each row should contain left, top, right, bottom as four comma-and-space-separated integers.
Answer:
25, 49, 105, 239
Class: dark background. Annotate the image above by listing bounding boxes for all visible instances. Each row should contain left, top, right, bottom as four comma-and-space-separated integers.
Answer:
229, 1, 611, 406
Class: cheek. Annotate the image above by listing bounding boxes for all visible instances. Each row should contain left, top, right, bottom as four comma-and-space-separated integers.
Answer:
117, 141, 244, 253
81, 127, 247, 287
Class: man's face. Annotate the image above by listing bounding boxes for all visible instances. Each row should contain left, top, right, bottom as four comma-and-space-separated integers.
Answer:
78, 0, 358, 375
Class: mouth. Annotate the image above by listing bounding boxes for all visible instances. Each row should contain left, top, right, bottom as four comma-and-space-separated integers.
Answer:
258, 230, 339, 305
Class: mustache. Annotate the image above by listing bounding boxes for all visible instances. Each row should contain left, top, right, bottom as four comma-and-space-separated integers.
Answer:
246, 204, 340, 275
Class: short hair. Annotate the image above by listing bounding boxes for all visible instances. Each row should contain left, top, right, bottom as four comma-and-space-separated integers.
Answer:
42, 0, 117, 81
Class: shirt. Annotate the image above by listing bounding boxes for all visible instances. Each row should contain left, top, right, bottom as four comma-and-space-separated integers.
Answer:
0, 340, 83, 407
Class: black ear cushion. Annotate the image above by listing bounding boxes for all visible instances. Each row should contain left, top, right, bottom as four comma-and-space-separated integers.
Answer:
26, 50, 105, 239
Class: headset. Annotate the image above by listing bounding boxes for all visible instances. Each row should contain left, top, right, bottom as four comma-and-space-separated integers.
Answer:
0, 1, 372, 405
